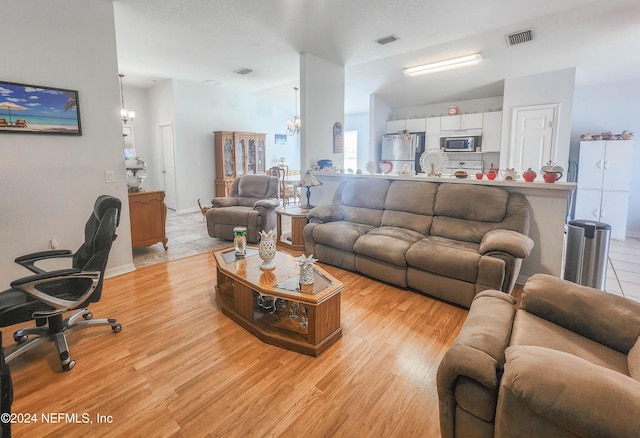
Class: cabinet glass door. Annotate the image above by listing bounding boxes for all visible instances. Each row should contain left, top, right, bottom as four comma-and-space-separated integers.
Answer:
257, 137, 266, 173
235, 138, 246, 176
223, 138, 234, 177
247, 138, 256, 174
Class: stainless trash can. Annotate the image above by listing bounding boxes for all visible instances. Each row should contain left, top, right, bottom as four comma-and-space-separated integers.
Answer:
563, 220, 611, 290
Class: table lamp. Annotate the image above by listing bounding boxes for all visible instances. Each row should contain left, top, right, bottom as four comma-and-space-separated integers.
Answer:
300, 170, 322, 209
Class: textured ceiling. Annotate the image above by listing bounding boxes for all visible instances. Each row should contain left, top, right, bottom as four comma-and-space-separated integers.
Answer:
113, 0, 640, 114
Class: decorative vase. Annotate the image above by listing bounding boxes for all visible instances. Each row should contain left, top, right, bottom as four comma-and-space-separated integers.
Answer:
366, 161, 376, 175
297, 254, 317, 286
258, 229, 277, 270
233, 226, 247, 258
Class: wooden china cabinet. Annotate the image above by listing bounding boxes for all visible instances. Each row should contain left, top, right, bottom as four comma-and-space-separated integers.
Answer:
214, 131, 267, 196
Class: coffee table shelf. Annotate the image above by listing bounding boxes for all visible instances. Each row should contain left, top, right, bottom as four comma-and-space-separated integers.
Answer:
213, 248, 343, 356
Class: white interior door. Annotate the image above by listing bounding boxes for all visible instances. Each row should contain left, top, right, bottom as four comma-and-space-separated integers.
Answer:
159, 122, 177, 210
510, 105, 558, 173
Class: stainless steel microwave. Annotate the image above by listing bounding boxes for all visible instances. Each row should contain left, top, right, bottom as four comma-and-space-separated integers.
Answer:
442, 136, 480, 152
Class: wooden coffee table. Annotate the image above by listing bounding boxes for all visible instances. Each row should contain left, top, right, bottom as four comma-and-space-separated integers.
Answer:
213, 247, 343, 356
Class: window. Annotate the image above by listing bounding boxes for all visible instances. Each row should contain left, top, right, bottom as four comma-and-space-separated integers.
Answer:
344, 130, 358, 172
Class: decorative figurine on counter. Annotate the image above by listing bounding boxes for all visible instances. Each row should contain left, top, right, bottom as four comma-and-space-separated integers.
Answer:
500, 168, 520, 181
523, 168, 537, 182
541, 161, 564, 183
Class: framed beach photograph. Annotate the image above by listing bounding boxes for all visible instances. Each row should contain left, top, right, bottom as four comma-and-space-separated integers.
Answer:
0, 80, 82, 135
275, 133, 287, 145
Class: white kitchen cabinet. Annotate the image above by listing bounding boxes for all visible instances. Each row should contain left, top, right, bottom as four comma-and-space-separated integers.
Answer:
575, 140, 634, 240
481, 111, 502, 152
405, 118, 426, 133
385, 118, 426, 133
425, 117, 441, 149
440, 113, 483, 131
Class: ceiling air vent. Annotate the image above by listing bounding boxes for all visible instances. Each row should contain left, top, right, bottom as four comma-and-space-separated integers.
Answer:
234, 68, 253, 75
376, 35, 399, 45
505, 29, 533, 46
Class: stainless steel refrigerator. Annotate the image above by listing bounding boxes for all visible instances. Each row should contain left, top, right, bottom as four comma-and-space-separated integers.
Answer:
381, 133, 424, 172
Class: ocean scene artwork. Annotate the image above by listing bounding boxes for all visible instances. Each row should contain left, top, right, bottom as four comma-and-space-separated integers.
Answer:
0, 80, 81, 135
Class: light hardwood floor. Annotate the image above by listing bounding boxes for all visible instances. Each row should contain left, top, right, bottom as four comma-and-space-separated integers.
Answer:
3, 251, 469, 437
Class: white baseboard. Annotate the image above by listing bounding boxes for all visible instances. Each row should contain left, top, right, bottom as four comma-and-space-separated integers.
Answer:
626, 231, 640, 239
106, 263, 136, 278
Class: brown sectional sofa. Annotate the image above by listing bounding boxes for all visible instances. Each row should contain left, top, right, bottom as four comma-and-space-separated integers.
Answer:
303, 177, 534, 308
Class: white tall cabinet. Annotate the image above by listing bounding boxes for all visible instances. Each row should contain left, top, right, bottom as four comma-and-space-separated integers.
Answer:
575, 140, 634, 240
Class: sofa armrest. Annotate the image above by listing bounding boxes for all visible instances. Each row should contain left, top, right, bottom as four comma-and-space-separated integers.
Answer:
479, 229, 534, 258
437, 291, 517, 438
253, 198, 279, 210
522, 274, 640, 354
306, 205, 344, 224
496, 346, 640, 438
211, 197, 238, 208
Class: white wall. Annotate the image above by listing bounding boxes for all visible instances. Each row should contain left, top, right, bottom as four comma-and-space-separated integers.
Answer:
571, 79, 640, 237
300, 53, 345, 171
500, 68, 576, 173
344, 113, 369, 171
369, 94, 391, 165
0, 0, 133, 287
130, 79, 297, 213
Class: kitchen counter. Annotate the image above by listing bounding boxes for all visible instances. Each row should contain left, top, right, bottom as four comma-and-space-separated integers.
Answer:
308, 172, 576, 283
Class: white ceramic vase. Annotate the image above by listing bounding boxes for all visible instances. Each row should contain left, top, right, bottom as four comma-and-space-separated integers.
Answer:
258, 229, 277, 270
297, 254, 317, 285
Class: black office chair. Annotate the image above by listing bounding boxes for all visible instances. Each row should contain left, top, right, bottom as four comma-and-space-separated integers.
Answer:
0, 195, 123, 371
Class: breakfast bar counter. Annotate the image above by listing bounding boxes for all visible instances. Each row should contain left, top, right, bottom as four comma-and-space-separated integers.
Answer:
307, 172, 577, 283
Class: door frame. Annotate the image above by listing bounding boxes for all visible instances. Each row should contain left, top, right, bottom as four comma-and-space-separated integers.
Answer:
157, 121, 177, 211
508, 103, 560, 168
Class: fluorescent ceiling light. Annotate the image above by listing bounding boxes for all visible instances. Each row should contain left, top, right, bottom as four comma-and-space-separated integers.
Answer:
404, 53, 483, 77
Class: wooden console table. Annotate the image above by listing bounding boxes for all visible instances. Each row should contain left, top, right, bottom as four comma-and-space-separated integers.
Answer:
275, 206, 308, 252
128, 190, 168, 250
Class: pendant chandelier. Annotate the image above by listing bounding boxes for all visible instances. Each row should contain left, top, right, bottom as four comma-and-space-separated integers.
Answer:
285, 87, 301, 136
118, 74, 135, 124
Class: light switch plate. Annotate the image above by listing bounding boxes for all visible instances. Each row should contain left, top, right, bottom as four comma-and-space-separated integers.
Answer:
105, 170, 115, 183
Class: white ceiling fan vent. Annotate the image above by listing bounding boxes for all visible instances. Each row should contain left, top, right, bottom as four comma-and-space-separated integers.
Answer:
376, 35, 399, 45
505, 29, 533, 46
234, 68, 253, 75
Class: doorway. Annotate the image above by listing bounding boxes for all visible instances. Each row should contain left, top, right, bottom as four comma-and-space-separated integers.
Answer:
509, 104, 559, 172
158, 122, 177, 210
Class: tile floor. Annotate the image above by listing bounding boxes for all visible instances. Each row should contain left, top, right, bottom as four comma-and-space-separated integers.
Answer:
606, 237, 640, 302
132, 210, 229, 268
134, 211, 640, 304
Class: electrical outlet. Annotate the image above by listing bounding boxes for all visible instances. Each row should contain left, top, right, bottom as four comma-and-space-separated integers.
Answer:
105, 170, 115, 183
49, 238, 59, 249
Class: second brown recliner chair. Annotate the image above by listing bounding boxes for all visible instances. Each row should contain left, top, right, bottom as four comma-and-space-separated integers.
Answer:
206, 174, 280, 243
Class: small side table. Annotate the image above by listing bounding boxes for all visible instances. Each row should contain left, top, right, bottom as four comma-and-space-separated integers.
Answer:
275, 206, 309, 251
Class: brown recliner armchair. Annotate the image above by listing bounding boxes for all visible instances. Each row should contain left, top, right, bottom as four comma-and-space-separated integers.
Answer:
437, 274, 640, 438
206, 174, 280, 243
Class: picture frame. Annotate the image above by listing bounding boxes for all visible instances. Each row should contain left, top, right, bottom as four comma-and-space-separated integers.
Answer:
0, 80, 82, 135
275, 133, 287, 145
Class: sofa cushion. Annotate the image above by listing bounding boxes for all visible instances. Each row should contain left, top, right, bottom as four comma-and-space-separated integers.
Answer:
309, 221, 375, 252
334, 178, 390, 227
510, 311, 629, 376
406, 236, 480, 283
380, 181, 437, 234
431, 184, 511, 243
353, 226, 424, 266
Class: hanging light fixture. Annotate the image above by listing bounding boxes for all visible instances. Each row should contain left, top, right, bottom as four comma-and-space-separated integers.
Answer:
118, 74, 136, 124
285, 86, 301, 136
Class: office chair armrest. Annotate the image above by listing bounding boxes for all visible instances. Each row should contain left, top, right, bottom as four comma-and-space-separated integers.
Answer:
9, 269, 101, 316
10, 268, 81, 288
15, 250, 73, 274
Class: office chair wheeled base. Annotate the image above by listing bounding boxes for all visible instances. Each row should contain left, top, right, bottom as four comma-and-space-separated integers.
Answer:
6, 309, 121, 371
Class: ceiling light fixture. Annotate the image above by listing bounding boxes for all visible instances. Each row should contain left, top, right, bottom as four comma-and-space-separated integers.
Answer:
285, 87, 301, 136
403, 53, 483, 77
118, 74, 135, 124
